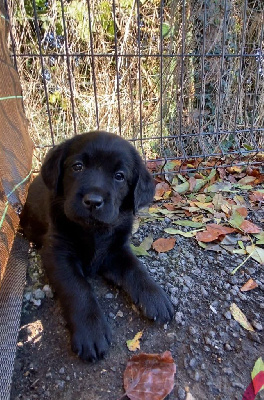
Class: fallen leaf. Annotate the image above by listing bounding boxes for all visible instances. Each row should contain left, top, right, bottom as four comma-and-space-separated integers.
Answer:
251, 357, 264, 394
206, 180, 233, 192
240, 220, 261, 234
249, 191, 264, 203
230, 303, 254, 332
212, 193, 225, 211
193, 179, 207, 192
173, 181, 189, 194
163, 203, 175, 211
246, 245, 264, 265
164, 228, 202, 237
189, 176, 197, 191
254, 232, 264, 245
196, 224, 236, 243
123, 351, 176, 400
155, 182, 171, 198
130, 236, 153, 257
173, 220, 204, 228
237, 176, 256, 185
152, 238, 176, 253
240, 278, 258, 292
126, 331, 143, 352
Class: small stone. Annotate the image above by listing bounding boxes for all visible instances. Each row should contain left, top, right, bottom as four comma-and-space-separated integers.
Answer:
223, 367, 232, 375
175, 312, 184, 325
43, 285, 53, 298
66, 376, 70, 381
56, 380, 65, 389
251, 321, 263, 331
194, 371, 200, 381
225, 343, 232, 351
109, 312, 115, 318
105, 293, 114, 299
170, 295, 179, 306
31, 298, 41, 307
177, 387, 186, 400
201, 286, 208, 297
59, 367, 65, 374
24, 292, 32, 301
189, 358, 197, 369
116, 310, 123, 318
33, 288, 45, 300
46, 372, 52, 379
188, 326, 197, 335
224, 311, 232, 320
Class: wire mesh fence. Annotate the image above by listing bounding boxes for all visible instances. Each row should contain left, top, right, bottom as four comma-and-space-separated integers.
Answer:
7, 0, 264, 173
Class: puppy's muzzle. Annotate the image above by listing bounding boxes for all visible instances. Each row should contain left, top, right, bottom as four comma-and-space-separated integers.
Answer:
82, 193, 104, 210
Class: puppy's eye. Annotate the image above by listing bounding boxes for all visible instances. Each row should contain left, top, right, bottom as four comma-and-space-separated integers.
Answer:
72, 162, 84, 172
114, 171, 125, 181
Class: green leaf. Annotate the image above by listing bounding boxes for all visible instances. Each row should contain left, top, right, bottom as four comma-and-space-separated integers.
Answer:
164, 228, 203, 237
162, 22, 171, 38
173, 220, 204, 228
253, 231, 264, 245
193, 179, 207, 192
229, 210, 245, 229
173, 181, 189, 194
207, 180, 233, 192
130, 243, 149, 257
207, 168, 217, 181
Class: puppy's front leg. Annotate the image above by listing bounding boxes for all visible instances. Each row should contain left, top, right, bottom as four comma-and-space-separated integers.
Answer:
41, 240, 111, 361
101, 245, 174, 323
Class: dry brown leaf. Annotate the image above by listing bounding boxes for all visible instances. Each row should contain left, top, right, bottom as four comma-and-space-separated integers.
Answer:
123, 351, 176, 400
189, 176, 197, 191
240, 278, 258, 292
240, 220, 261, 234
236, 206, 248, 218
152, 238, 176, 253
196, 224, 236, 243
154, 182, 171, 198
163, 203, 175, 211
249, 191, 264, 203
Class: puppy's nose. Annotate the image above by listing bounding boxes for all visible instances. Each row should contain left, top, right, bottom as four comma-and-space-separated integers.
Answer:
82, 193, 104, 210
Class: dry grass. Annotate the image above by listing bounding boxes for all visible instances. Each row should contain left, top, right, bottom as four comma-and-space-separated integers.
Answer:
9, 0, 264, 167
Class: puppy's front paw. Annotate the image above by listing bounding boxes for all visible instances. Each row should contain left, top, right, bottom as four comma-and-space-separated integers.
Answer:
71, 312, 112, 361
135, 283, 174, 323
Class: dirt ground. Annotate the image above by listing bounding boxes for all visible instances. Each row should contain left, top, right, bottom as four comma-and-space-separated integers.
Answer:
11, 205, 264, 400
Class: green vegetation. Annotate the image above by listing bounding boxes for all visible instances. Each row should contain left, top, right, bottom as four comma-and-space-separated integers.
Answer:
9, 0, 264, 167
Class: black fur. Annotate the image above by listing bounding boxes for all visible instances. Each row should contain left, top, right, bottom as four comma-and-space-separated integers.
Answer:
20, 131, 173, 361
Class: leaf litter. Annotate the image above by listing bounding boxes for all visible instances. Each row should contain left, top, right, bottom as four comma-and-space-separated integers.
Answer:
133, 164, 264, 270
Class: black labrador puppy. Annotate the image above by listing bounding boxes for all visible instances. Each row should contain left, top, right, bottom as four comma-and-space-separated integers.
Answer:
20, 131, 173, 361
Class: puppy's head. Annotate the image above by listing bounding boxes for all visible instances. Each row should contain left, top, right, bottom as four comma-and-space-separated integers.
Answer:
41, 131, 154, 226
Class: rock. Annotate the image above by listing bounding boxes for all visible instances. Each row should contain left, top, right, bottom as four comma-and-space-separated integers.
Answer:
224, 311, 232, 320
177, 387, 186, 400
33, 288, 45, 300
105, 293, 114, 299
59, 367, 65, 374
43, 285, 53, 298
251, 320, 263, 331
175, 312, 184, 325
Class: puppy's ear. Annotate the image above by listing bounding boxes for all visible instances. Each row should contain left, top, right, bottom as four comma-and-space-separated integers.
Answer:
133, 161, 155, 213
41, 144, 66, 192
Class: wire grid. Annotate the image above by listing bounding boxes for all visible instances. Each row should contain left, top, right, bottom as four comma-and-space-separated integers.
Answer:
8, 0, 264, 173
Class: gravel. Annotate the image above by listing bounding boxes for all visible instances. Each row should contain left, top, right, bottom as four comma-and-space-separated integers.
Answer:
10, 204, 264, 400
